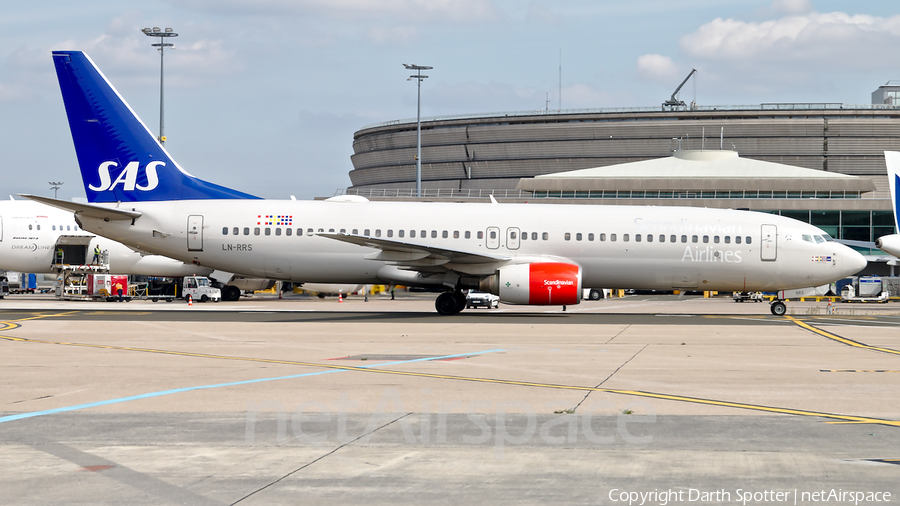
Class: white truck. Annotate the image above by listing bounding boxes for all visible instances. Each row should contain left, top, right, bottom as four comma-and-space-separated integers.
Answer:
180, 276, 221, 303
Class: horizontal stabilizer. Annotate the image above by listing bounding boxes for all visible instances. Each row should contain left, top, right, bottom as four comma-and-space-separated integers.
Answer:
19, 194, 141, 221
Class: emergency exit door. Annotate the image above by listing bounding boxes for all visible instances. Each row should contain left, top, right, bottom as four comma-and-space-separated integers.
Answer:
188, 215, 204, 251
760, 224, 777, 261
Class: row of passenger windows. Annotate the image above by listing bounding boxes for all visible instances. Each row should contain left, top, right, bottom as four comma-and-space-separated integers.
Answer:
220, 226, 752, 245
22, 224, 79, 231
222, 227, 490, 239
562, 232, 753, 245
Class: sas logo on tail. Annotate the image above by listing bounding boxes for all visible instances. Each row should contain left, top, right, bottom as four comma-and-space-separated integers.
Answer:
89, 161, 163, 192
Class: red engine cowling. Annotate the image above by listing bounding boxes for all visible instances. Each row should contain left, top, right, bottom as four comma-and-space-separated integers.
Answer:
481, 262, 582, 306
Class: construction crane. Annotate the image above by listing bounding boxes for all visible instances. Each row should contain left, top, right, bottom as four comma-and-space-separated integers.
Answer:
663, 68, 697, 110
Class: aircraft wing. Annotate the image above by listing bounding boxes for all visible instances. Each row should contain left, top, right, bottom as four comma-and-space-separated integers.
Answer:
19, 194, 141, 221
317, 232, 510, 267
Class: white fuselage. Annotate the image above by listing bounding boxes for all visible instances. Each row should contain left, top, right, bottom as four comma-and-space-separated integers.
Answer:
76, 200, 866, 292
0, 200, 211, 277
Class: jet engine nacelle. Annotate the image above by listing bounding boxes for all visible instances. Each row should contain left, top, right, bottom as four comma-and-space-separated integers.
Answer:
876, 234, 900, 258
480, 262, 582, 305
228, 277, 276, 291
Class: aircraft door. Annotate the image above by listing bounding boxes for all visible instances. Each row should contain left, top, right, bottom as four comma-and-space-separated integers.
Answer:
188, 215, 204, 252
760, 224, 777, 261
506, 227, 520, 250
486, 227, 500, 249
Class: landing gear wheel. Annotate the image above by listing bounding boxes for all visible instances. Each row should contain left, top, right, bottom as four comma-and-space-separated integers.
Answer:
452, 291, 467, 313
770, 301, 787, 316
588, 289, 602, 301
223, 285, 241, 301
435, 292, 464, 315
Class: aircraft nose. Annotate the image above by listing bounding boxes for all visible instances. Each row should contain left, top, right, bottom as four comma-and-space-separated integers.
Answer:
842, 246, 867, 275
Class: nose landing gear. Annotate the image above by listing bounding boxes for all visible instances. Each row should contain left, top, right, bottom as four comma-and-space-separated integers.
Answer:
770, 299, 787, 316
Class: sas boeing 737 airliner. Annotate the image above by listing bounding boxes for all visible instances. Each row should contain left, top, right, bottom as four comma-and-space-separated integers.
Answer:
25, 51, 867, 315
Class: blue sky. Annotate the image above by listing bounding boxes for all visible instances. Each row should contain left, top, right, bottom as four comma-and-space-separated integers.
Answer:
2, 0, 899, 199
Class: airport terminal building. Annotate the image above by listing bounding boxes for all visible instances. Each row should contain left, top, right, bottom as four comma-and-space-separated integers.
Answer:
348, 96, 900, 254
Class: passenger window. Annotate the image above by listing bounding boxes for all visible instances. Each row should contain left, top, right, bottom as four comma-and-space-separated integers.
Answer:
308, 228, 314, 235
521, 232, 527, 241
465, 231, 471, 239
565, 233, 571, 241
531, 232, 537, 240
454, 231, 460, 239
286, 228, 292, 236
364, 229, 370, 236
610, 233, 616, 242
233, 227, 239, 235
244, 227, 250, 235
713, 236, 719, 244
53, 225, 57, 231
421, 230, 426, 238
398, 230, 404, 238
352, 229, 358, 235
410, 230, 416, 238
635, 234, 641, 242
623, 234, 629, 242
329, 228, 335, 233
340, 229, 346, 233
682, 235, 687, 243
669, 235, 675, 242
724, 236, 730, 244
576, 233, 582, 241
599, 233, 606, 241
692, 235, 698, 243
375, 229, 382, 237
442, 230, 448, 238
510, 231, 517, 239
275, 228, 281, 236
735, 236, 741, 244
647, 234, 653, 243
254, 227, 260, 236
542, 232, 549, 240
298, 228, 304, 236
489, 230, 496, 239
222, 227, 227, 235
588, 233, 594, 241
387, 230, 393, 238
432, 230, 438, 238
702, 235, 709, 243
478, 231, 484, 239
746, 236, 752, 244
265, 228, 271, 236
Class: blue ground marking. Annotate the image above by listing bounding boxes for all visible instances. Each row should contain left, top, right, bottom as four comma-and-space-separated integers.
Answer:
0, 349, 504, 424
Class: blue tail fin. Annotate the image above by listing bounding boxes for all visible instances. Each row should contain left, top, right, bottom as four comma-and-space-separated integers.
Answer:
52, 51, 260, 202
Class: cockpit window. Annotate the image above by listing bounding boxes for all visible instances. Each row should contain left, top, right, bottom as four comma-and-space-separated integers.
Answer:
802, 234, 814, 243
814, 235, 825, 244
822, 234, 834, 242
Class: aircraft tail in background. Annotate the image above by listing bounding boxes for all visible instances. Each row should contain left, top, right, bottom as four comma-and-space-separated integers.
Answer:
52, 50, 260, 203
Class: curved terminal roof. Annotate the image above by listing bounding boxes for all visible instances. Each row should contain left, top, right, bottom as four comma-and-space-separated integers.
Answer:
519, 150, 874, 193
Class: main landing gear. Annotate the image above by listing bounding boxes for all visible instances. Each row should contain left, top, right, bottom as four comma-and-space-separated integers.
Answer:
435, 291, 467, 315
770, 299, 787, 316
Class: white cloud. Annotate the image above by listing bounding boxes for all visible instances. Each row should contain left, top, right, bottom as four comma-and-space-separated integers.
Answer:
636, 54, 680, 82
681, 11, 900, 68
526, 2, 563, 26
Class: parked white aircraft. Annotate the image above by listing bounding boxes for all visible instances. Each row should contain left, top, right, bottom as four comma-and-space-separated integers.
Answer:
26, 51, 867, 315
0, 199, 269, 300
876, 151, 900, 258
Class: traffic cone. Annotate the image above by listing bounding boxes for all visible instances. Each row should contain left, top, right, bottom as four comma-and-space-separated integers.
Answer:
338, 293, 343, 303
188, 294, 193, 306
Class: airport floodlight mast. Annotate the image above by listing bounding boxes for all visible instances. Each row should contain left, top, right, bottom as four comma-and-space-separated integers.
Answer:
404, 63, 432, 198
142, 27, 178, 145
49, 181, 63, 199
